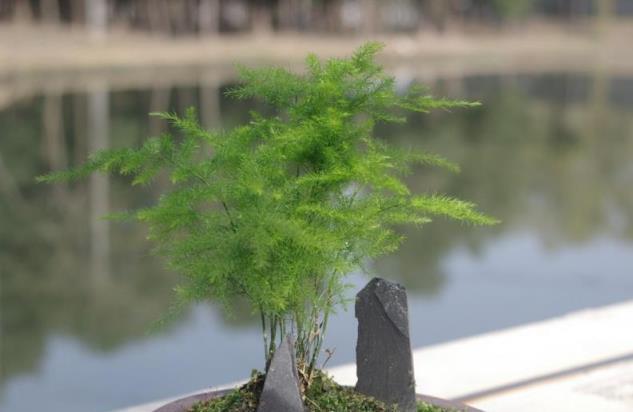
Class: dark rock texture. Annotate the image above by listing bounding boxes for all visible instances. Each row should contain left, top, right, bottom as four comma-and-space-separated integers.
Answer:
256, 335, 305, 412
355, 277, 417, 412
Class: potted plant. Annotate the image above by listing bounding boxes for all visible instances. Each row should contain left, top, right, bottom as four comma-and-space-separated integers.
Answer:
39, 42, 496, 411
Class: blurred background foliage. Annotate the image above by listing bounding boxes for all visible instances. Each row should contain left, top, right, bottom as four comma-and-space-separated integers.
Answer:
0, 0, 627, 36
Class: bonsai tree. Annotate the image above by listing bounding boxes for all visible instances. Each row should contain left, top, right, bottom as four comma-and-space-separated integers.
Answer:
39, 43, 495, 389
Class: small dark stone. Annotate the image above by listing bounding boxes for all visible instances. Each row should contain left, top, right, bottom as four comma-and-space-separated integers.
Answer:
355, 277, 417, 412
257, 335, 305, 412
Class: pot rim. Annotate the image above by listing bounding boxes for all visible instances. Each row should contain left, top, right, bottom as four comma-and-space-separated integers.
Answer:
153, 388, 484, 412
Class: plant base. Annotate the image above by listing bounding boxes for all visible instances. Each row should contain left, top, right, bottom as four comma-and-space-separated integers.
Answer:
154, 371, 483, 412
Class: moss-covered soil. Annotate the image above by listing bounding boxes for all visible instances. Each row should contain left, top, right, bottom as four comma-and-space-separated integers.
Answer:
189, 370, 456, 412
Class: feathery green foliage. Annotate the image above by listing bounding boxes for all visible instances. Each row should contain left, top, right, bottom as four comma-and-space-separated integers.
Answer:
38, 42, 496, 381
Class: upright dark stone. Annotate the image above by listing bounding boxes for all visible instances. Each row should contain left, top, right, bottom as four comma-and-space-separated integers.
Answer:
355, 277, 417, 412
257, 336, 305, 412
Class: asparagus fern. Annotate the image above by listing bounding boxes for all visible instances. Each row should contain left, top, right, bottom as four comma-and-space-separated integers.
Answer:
38, 42, 496, 381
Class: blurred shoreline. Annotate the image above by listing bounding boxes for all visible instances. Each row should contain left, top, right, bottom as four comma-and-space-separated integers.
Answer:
3, 21, 633, 76
3, 21, 633, 111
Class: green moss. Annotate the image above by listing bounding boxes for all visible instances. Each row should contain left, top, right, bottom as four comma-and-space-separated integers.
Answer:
189, 370, 452, 412
189, 372, 263, 412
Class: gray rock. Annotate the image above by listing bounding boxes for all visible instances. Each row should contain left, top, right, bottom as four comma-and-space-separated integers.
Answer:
257, 336, 305, 412
355, 277, 417, 412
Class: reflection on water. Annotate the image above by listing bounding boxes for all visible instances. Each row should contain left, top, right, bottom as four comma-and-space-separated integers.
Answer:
1, 68, 633, 412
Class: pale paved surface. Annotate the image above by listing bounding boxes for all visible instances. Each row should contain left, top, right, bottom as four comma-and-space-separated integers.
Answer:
116, 300, 633, 412
474, 359, 633, 412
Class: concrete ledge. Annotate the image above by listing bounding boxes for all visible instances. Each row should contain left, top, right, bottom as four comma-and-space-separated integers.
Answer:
474, 358, 633, 412
116, 300, 633, 412
330, 300, 633, 411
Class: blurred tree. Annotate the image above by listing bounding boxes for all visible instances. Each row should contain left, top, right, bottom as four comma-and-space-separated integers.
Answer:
199, 0, 221, 34
12, 0, 34, 22
428, 0, 449, 32
251, 0, 273, 34
40, 0, 61, 23
361, 0, 380, 33
0, 0, 628, 35
70, 0, 85, 24
86, 0, 108, 37
596, 0, 615, 33
277, 0, 298, 30
490, 0, 534, 21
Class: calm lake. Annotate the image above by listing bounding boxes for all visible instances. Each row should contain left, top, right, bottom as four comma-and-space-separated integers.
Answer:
2, 64, 633, 412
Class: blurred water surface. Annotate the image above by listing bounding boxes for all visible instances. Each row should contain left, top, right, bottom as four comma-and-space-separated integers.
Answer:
1, 64, 633, 412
